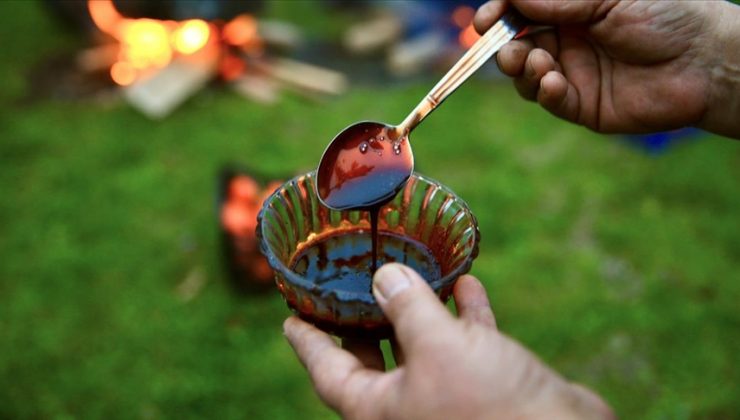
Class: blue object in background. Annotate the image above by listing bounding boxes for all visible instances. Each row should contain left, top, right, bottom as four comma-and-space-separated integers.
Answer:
624, 127, 704, 155
384, 0, 486, 39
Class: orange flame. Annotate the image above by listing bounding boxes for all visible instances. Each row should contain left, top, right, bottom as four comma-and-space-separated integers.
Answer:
87, 0, 213, 85
452, 6, 480, 49
459, 24, 481, 49
87, 0, 123, 37
172, 20, 211, 54
120, 19, 173, 69
223, 14, 257, 46
222, 14, 263, 55
110, 61, 136, 86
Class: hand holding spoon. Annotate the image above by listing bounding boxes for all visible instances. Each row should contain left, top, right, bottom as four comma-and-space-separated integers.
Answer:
316, 9, 529, 210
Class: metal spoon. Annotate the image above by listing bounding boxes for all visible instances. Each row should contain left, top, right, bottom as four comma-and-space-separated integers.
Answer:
317, 9, 529, 210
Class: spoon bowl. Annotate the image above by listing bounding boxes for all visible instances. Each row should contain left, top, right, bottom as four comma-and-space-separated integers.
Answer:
316, 121, 413, 210
316, 9, 528, 210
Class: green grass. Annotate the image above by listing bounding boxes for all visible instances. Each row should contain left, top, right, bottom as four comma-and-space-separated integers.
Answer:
1, 1, 738, 419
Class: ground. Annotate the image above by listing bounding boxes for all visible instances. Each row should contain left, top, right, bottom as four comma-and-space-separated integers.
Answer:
0, 1, 738, 419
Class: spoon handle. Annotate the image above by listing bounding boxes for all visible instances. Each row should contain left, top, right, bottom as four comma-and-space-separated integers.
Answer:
395, 9, 528, 138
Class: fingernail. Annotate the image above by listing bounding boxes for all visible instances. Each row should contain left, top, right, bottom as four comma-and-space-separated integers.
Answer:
283, 316, 301, 339
373, 264, 411, 302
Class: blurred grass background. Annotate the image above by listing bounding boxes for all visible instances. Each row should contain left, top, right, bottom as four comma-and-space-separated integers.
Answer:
1, 1, 738, 419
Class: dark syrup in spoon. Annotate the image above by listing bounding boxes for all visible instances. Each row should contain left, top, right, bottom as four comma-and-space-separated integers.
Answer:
317, 122, 413, 211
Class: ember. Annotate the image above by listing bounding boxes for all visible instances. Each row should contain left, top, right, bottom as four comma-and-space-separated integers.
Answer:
452, 5, 481, 49
219, 170, 285, 293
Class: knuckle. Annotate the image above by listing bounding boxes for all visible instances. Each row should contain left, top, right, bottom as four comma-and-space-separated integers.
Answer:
306, 350, 328, 378
337, 377, 366, 417
315, 381, 341, 410
388, 296, 417, 326
305, 340, 334, 372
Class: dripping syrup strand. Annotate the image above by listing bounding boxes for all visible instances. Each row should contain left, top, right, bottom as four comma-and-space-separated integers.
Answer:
370, 206, 379, 275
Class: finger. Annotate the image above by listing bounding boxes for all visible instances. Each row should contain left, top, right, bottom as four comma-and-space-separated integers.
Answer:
510, 0, 614, 24
372, 263, 456, 353
513, 48, 557, 101
532, 30, 559, 61
390, 338, 405, 366
453, 275, 497, 329
496, 39, 534, 77
473, 0, 507, 34
284, 317, 381, 411
568, 383, 617, 419
342, 338, 385, 371
537, 70, 581, 124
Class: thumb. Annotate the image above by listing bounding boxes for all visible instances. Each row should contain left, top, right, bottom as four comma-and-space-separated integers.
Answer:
372, 263, 455, 352
474, 1, 610, 36
509, 0, 613, 24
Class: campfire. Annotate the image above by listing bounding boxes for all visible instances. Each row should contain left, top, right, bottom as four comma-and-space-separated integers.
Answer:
87, 0, 257, 86
32, 1, 495, 119
82, 0, 347, 118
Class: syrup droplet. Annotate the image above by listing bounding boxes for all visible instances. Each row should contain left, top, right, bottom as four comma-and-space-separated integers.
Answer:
393, 141, 403, 155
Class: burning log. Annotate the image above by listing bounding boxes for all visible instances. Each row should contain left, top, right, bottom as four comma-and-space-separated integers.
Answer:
122, 48, 218, 119
232, 74, 280, 105
76, 43, 118, 73
254, 57, 348, 97
259, 19, 303, 51
343, 12, 402, 55
387, 32, 446, 77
